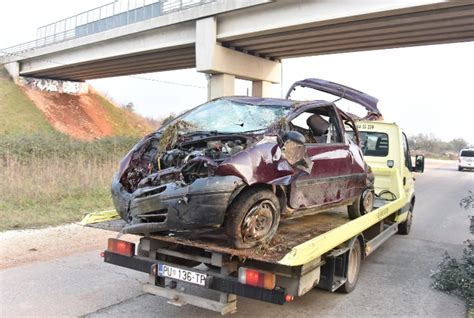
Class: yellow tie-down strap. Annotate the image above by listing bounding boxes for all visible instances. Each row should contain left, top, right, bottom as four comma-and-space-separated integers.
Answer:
80, 209, 120, 225
278, 168, 405, 266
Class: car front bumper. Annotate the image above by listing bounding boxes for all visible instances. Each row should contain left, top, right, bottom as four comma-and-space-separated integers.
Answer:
112, 175, 245, 235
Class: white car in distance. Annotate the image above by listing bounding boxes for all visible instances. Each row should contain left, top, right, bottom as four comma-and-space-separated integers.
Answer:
458, 148, 474, 171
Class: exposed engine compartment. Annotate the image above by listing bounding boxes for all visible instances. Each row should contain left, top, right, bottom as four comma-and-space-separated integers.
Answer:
119, 133, 250, 193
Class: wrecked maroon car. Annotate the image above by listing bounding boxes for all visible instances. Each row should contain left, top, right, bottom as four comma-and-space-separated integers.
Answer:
112, 78, 378, 248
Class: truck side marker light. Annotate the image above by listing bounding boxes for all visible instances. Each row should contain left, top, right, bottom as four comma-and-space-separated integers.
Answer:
387, 160, 394, 168
285, 294, 294, 302
107, 238, 135, 257
238, 267, 276, 290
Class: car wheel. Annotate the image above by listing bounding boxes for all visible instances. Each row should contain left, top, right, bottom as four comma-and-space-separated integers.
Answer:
348, 188, 374, 220
458, 166, 463, 171
225, 188, 281, 249
398, 203, 413, 235
337, 238, 362, 293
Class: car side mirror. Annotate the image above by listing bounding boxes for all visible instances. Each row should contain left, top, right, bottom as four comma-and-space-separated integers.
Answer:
413, 155, 424, 173
280, 131, 313, 174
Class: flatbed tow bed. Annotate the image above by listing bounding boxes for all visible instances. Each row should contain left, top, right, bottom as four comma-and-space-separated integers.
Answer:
101, 165, 411, 314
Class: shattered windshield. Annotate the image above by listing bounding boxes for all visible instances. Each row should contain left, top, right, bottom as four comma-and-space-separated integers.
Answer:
178, 99, 291, 133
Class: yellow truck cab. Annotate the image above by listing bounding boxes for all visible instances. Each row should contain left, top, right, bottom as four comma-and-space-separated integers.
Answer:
356, 120, 424, 234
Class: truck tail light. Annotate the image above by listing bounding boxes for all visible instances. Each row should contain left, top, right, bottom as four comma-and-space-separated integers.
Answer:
238, 267, 276, 290
107, 238, 135, 257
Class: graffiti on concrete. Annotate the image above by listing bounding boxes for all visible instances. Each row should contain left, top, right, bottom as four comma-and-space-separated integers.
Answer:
19, 76, 88, 94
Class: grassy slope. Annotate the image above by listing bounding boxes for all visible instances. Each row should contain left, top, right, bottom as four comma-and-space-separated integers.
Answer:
93, 93, 152, 136
0, 67, 149, 231
0, 68, 57, 135
0, 67, 152, 138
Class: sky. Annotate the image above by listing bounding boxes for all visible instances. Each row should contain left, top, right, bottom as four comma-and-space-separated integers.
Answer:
1, 1, 473, 144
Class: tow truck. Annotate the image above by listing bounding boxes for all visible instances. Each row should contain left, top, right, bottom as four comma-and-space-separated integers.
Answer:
101, 119, 424, 314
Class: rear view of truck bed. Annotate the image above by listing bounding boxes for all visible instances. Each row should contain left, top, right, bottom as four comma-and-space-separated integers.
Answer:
100, 164, 409, 314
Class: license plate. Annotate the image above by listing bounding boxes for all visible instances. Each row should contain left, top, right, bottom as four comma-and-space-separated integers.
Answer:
158, 263, 207, 286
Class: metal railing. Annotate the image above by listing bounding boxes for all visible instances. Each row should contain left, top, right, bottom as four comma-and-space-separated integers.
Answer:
1, 0, 214, 57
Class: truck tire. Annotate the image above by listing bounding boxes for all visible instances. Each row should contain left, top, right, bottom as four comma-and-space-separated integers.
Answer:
225, 188, 281, 249
337, 239, 362, 293
397, 203, 413, 235
348, 189, 374, 220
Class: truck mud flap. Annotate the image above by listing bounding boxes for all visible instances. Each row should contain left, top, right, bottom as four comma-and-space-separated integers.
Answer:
317, 247, 349, 292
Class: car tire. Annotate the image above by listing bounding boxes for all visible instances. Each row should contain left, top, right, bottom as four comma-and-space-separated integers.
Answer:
337, 238, 362, 293
225, 188, 281, 249
458, 166, 463, 171
348, 189, 374, 220
398, 203, 413, 235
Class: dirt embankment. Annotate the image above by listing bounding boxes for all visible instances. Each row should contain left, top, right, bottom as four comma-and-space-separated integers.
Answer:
21, 87, 152, 140
22, 88, 112, 140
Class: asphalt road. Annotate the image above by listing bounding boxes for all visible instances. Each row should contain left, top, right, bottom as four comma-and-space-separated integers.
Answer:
1, 160, 473, 317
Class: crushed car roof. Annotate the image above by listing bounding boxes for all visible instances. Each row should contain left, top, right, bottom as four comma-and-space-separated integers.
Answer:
285, 78, 381, 116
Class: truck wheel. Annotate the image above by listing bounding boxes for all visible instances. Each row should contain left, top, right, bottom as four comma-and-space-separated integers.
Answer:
397, 204, 413, 235
225, 188, 281, 249
348, 189, 374, 220
337, 239, 362, 293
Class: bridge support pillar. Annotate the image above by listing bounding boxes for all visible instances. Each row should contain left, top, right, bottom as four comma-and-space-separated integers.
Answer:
3, 62, 20, 82
252, 80, 272, 98
207, 73, 235, 100
196, 17, 280, 100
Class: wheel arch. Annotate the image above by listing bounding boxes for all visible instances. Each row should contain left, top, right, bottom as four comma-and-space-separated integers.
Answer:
347, 234, 366, 260
227, 183, 287, 214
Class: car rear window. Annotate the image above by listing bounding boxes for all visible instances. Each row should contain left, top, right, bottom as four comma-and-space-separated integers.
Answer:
359, 132, 389, 157
460, 150, 474, 157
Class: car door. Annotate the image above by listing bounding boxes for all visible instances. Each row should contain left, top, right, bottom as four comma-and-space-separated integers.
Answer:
288, 105, 354, 209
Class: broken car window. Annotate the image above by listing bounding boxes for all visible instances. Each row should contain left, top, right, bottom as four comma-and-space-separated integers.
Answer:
178, 99, 291, 133
289, 107, 341, 144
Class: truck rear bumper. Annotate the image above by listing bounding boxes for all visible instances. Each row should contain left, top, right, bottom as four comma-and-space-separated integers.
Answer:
103, 251, 287, 305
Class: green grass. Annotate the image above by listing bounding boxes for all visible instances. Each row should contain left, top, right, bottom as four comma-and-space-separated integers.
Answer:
0, 189, 112, 231
0, 68, 57, 136
0, 135, 139, 231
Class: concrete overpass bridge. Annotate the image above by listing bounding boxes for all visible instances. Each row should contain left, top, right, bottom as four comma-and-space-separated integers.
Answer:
2, 0, 474, 99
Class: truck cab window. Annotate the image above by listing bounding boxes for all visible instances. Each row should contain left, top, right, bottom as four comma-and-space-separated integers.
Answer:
347, 131, 389, 157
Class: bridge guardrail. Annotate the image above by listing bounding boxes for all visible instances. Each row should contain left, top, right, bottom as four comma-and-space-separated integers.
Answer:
1, 0, 214, 58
